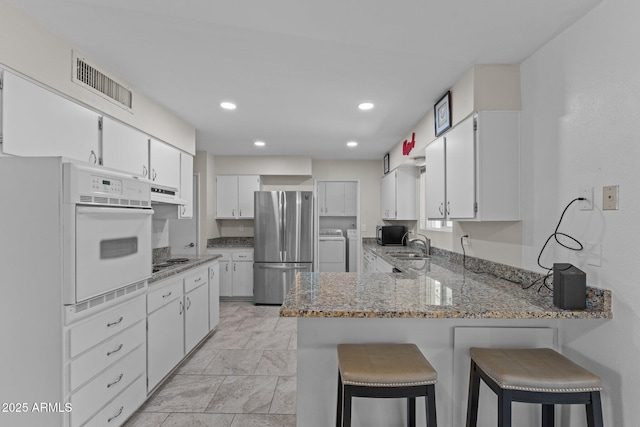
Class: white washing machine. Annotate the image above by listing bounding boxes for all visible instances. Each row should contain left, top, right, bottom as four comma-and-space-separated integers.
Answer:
319, 229, 346, 272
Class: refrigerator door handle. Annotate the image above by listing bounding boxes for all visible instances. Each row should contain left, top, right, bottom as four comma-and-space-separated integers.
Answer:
282, 191, 287, 261
257, 264, 308, 270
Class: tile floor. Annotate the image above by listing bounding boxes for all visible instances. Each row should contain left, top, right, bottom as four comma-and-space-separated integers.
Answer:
124, 301, 297, 427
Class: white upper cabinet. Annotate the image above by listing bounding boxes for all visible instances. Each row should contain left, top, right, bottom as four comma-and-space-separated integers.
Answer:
216, 175, 261, 219
149, 138, 181, 190
179, 153, 193, 218
445, 117, 477, 219
381, 167, 418, 220
1, 71, 100, 164
425, 112, 520, 222
318, 181, 358, 216
424, 137, 446, 220
101, 116, 149, 178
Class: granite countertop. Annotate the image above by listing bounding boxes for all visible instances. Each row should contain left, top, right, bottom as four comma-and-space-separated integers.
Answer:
280, 242, 612, 320
149, 254, 221, 285
207, 237, 254, 248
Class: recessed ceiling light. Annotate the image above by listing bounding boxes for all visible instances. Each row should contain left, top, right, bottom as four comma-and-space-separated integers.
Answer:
358, 102, 374, 110
254, 141, 266, 147
347, 141, 358, 147
220, 102, 237, 110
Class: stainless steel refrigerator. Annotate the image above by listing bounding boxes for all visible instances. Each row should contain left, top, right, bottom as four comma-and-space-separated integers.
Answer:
253, 191, 313, 304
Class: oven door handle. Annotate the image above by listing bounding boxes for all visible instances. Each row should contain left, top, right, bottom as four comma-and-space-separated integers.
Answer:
76, 206, 154, 216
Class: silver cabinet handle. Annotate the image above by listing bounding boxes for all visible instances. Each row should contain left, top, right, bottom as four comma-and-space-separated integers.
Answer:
107, 344, 123, 357
439, 203, 444, 215
239, 209, 242, 217
89, 150, 97, 164
185, 243, 195, 248
210, 269, 215, 279
107, 373, 123, 388
232, 209, 235, 217
195, 277, 201, 283
107, 317, 123, 328
142, 165, 148, 177
182, 206, 186, 215
225, 264, 229, 272
152, 169, 157, 181
107, 406, 124, 423
446, 201, 450, 215
162, 291, 172, 298
186, 297, 191, 310
233, 263, 236, 272
179, 301, 184, 315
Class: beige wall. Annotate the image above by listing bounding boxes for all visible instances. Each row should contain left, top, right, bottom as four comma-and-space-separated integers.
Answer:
388, 64, 523, 267
0, 0, 195, 154
312, 159, 381, 238
194, 151, 219, 251
196, 156, 383, 241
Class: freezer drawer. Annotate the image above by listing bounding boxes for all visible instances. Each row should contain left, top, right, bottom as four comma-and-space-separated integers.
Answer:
254, 262, 312, 305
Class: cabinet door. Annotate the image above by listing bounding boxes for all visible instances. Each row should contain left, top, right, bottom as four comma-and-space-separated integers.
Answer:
446, 116, 476, 219
232, 261, 254, 297
237, 175, 261, 218
425, 138, 446, 220
149, 138, 181, 189
209, 262, 220, 331
184, 284, 209, 354
216, 176, 238, 218
2, 71, 100, 164
179, 153, 194, 218
219, 260, 233, 297
324, 182, 345, 215
380, 172, 396, 219
101, 117, 149, 178
317, 182, 327, 215
344, 182, 358, 216
147, 297, 184, 391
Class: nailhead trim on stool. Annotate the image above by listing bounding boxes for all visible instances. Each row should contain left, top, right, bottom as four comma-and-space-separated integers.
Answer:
336, 343, 438, 427
465, 347, 604, 427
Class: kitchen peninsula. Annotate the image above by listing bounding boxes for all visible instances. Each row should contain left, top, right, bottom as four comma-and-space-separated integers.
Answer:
281, 243, 612, 427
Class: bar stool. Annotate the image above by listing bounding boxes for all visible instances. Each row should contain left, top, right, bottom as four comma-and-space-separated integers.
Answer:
466, 347, 604, 427
336, 343, 438, 427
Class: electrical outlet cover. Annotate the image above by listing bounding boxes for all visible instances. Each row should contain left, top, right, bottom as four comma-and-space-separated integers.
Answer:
603, 185, 619, 210
579, 187, 593, 210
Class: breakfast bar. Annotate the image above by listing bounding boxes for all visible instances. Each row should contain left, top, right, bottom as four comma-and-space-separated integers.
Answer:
280, 248, 612, 427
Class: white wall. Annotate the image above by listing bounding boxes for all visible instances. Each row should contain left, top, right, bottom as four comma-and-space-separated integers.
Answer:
0, 0, 195, 154
520, 0, 640, 424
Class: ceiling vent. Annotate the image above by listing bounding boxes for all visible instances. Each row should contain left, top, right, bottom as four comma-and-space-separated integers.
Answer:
72, 51, 133, 111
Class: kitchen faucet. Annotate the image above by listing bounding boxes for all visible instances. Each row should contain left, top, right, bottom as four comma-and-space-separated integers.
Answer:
401, 231, 431, 256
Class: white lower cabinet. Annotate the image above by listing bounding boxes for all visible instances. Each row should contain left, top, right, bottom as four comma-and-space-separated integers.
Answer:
184, 267, 210, 354
146, 261, 217, 393
66, 294, 147, 427
207, 249, 254, 298
147, 279, 185, 392
209, 261, 220, 331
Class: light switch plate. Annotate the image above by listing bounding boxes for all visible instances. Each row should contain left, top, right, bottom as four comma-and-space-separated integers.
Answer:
603, 185, 619, 210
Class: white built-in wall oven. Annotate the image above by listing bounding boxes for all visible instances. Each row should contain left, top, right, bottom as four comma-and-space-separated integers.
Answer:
62, 162, 153, 305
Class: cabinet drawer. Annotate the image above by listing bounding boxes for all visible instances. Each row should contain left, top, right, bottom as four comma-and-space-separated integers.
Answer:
69, 320, 145, 392
70, 345, 145, 427
232, 251, 254, 261
184, 267, 208, 293
147, 279, 182, 314
83, 374, 146, 427
69, 295, 145, 358
207, 250, 230, 261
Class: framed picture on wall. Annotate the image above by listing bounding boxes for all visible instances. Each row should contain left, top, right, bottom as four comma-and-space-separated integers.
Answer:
383, 153, 390, 174
434, 91, 452, 136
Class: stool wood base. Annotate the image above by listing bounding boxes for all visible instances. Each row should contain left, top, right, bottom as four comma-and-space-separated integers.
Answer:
336, 370, 437, 427
466, 359, 604, 427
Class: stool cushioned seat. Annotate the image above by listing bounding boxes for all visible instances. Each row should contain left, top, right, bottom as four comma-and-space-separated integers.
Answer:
336, 343, 438, 427
338, 344, 437, 387
469, 347, 602, 393
466, 347, 604, 427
